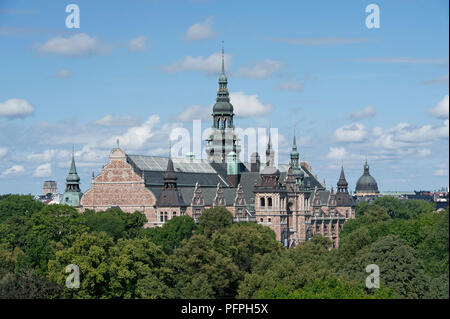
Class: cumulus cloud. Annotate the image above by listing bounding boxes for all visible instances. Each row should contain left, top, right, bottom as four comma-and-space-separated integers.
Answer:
230, 91, 274, 118
26, 149, 71, 162
53, 69, 70, 78
34, 163, 52, 177
428, 95, 449, 119
348, 105, 377, 120
93, 114, 140, 127
238, 60, 283, 79
128, 35, 147, 51
37, 33, 113, 57
0, 147, 8, 158
390, 121, 449, 142
185, 16, 216, 41
333, 123, 368, 142
174, 105, 210, 122
0, 98, 35, 119
162, 52, 231, 75
276, 81, 304, 92
106, 115, 160, 150
1, 165, 24, 177
327, 147, 348, 160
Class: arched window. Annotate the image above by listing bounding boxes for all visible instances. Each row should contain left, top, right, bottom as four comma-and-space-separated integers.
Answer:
173, 211, 177, 218
267, 197, 272, 207
260, 197, 265, 207
223, 118, 227, 128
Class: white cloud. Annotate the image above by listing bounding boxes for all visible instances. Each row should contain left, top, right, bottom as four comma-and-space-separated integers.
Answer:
327, 147, 348, 160
333, 123, 368, 142
128, 36, 147, 51
27, 149, 57, 162
106, 115, 160, 150
26, 149, 70, 162
93, 114, 140, 127
185, 17, 216, 41
391, 121, 449, 142
238, 60, 283, 79
53, 69, 70, 78
1, 165, 24, 177
276, 81, 304, 92
230, 91, 274, 118
0, 98, 35, 118
428, 95, 449, 119
34, 163, 52, 177
0, 147, 7, 158
162, 52, 231, 75
348, 105, 377, 120
434, 168, 448, 177
175, 105, 210, 122
37, 33, 113, 57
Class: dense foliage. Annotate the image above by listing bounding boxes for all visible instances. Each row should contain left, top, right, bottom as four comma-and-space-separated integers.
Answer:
0, 195, 448, 299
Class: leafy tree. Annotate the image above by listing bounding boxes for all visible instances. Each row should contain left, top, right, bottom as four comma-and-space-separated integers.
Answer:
256, 276, 395, 299
0, 243, 24, 278
19, 204, 89, 274
138, 216, 198, 254
167, 234, 240, 298
0, 269, 62, 299
197, 207, 233, 238
339, 235, 434, 298
48, 232, 170, 299
0, 194, 44, 223
108, 238, 169, 298
212, 222, 283, 272
48, 231, 114, 298
84, 208, 147, 240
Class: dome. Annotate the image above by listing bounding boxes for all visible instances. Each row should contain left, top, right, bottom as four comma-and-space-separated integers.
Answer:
213, 101, 234, 113
219, 73, 227, 82
355, 162, 379, 193
66, 173, 80, 183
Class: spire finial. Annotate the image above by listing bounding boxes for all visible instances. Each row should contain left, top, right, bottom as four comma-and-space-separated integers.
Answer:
221, 40, 225, 74
169, 140, 172, 159
116, 138, 120, 148
293, 127, 297, 147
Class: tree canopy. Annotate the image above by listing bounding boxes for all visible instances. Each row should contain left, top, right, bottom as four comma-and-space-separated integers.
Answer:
0, 195, 447, 299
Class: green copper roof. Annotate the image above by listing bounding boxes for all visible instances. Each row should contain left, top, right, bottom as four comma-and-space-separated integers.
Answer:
66, 149, 80, 183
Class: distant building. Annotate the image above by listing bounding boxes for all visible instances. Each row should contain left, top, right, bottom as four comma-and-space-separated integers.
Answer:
60, 149, 83, 206
43, 181, 58, 195
354, 160, 380, 202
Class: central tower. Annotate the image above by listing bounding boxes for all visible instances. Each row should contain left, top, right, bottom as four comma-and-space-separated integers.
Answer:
205, 43, 240, 163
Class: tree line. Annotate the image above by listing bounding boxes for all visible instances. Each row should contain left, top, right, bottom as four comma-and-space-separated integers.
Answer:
0, 194, 448, 299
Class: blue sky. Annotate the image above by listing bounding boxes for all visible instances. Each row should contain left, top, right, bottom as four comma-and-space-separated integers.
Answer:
0, 0, 448, 195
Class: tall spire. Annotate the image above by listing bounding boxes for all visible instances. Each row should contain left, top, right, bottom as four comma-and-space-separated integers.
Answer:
221, 40, 225, 75
69, 145, 77, 174
62, 146, 82, 206
290, 128, 299, 167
